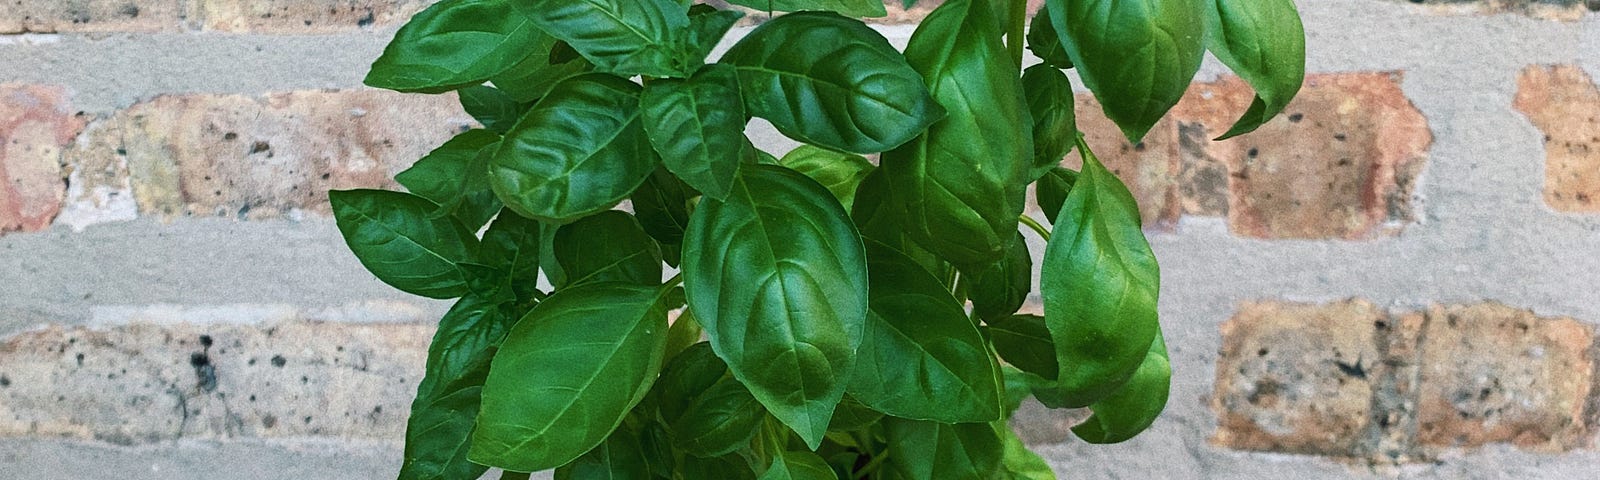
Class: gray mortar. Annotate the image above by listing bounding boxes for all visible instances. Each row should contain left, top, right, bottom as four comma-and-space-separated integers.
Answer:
4, 0, 1600, 478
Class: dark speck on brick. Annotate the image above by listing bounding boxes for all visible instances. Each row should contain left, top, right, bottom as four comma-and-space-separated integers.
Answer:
199, 335, 213, 348
0, 375, 10, 387
357, 11, 375, 27
270, 355, 287, 368
1288, 113, 1304, 123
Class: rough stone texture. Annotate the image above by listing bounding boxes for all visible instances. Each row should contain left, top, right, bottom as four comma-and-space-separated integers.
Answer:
64, 90, 473, 221
1176, 73, 1432, 239
1513, 64, 1600, 213
0, 319, 429, 444
1211, 300, 1385, 456
1, 85, 87, 235
0, 0, 184, 34
1400, 0, 1592, 21
1414, 303, 1593, 451
193, 0, 434, 33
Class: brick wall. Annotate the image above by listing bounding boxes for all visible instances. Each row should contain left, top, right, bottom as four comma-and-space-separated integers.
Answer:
2, 0, 1599, 478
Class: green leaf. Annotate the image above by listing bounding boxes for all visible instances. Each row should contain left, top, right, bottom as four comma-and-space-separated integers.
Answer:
778, 146, 874, 211
657, 344, 768, 458
553, 422, 649, 480
489, 38, 592, 103
725, 0, 887, 17
994, 423, 1055, 479
631, 166, 697, 267
849, 169, 948, 281
1025, 7, 1072, 69
825, 396, 883, 433
458, 85, 527, 135
552, 210, 663, 288
1039, 145, 1161, 408
681, 164, 869, 449
681, 453, 758, 480
1021, 65, 1077, 181
664, 310, 705, 362
1072, 333, 1171, 444
512, 0, 694, 77
479, 210, 543, 304
642, 64, 746, 200
398, 295, 516, 480
883, 417, 1002, 480
758, 450, 838, 480
395, 129, 503, 231
1046, 0, 1205, 142
1034, 167, 1078, 224
966, 232, 1032, 323
330, 189, 479, 299
489, 73, 656, 223
365, 0, 545, 93
469, 283, 669, 472
1203, 0, 1306, 139
986, 315, 1058, 381
723, 12, 943, 154
883, 0, 1031, 268
686, 7, 743, 64
848, 239, 1003, 423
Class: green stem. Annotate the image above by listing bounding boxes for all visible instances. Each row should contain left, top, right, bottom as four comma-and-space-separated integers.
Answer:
1008, 0, 1027, 68
855, 450, 891, 480
1019, 214, 1051, 242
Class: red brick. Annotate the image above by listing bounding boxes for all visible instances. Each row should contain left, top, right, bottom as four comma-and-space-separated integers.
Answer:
1513, 64, 1600, 212
1211, 300, 1385, 456
1414, 303, 1593, 451
0, 0, 183, 34
193, 0, 433, 33
68, 90, 474, 219
0, 85, 86, 235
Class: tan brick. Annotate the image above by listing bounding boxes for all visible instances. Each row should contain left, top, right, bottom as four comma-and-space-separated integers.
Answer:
0, 0, 183, 34
1070, 96, 1183, 230
194, 0, 434, 32
1404, 0, 1589, 22
1414, 302, 1593, 451
1211, 300, 1385, 456
0, 318, 430, 444
1513, 64, 1600, 212
1, 85, 87, 235
68, 90, 473, 220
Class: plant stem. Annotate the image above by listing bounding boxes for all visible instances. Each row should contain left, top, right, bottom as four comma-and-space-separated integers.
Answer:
1019, 214, 1051, 241
855, 450, 891, 480
1008, 0, 1027, 68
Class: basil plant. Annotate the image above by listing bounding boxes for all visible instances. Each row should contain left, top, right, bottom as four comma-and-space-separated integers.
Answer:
331, 0, 1305, 478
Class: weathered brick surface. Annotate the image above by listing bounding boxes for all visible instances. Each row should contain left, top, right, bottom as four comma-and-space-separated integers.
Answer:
1211, 300, 1384, 456
65, 90, 473, 220
1, 85, 87, 235
0, 0, 184, 34
0, 320, 429, 443
1514, 64, 1600, 213
1402, 0, 1593, 21
1415, 303, 1592, 450
1069, 97, 1183, 230
194, 0, 433, 33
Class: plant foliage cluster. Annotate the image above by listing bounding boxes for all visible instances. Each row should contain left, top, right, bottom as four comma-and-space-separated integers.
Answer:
332, 0, 1304, 477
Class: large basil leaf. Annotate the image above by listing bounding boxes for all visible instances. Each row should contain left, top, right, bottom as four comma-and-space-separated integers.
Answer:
825, 395, 883, 432
723, 12, 943, 154
489, 73, 656, 223
850, 169, 948, 282
1025, 7, 1072, 69
330, 189, 479, 299
1072, 333, 1171, 444
490, 37, 592, 103
631, 166, 696, 267
479, 210, 543, 304
758, 450, 838, 480
1021, 65, 1077, 181
883, 0, 1031, 268
994, 423, 1055, 479
883, 417, 1002, 480
967, 232, 1031, 323
365, 0, 545, 93
681, 164, 869, 449
1039, 146, 1160, 408
986, 315, 1057, 381
469, 283, 669, 472
725, 0, 886, 17
458, 85, 528, 135
655, 343, 767, 458
552, 422, 649, 479
848, 239, 1002, 423
641, 64, 746, 200
1046, 0, 1205, 142
511, 0, 694, 77
778, 145, 874, 211
552, 210, 662, 288
686, 6, 743, 64
1204, 0, 1306, 139
395, 129, 503, 230
1034, 167, 1078, 224
398, 295, 516, 480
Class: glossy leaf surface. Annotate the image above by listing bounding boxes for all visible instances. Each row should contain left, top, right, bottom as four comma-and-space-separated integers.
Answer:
681, 164, 869, 449
758, 449, 838, 480
552, 210, 662, 288
1035, 167, 1078, 224
778, 145, 874, 211
511, 0, 694, 77
723, 12, 943, 154
331, 189, 479, 299
366, 0, 544, 93
967, 232, 1031, 323
1046, 0, 1205, 141
399, 294, 515, 480
552, 423, 648, 480
1072, 333, 1171, 444
479, 210, 543, 304
458, 85, 527, 134
657, 343, 767, 458
883, 417, 1002, 480
395, 129, 503, 230
986, 315, 1057, 381
470, 283, 668, 472
1204, 0, 1306, 139
642, 64, 746, 200
1025, 7, 1072, 69
726, 0, 887, 17
994, 423, 1055, 479
1021, 65, 1077, 181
